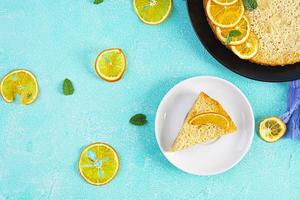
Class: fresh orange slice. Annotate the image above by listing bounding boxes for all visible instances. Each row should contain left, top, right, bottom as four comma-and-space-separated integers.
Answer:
206, 0, 244, 28
133, 0, 172, 25
0, 69, 39, 105
78, 142, 120, 186
231, 31, 259, 59
259, 117, 286, 143
95, 48, 126, 82
189, 112, 230, 131
212, 0, 238, 5
216, 15, 251, 45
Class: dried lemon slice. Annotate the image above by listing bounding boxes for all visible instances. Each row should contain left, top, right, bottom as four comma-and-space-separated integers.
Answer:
0, 69, 39, 105
216, 15, 251, 45
231, 32, 259, 59
78, 142, 120, 186
133, 0, 172, 25
206, 0, 244, 28
189, 112, 230, 131
259, 117, 286, 142
95, 48, 126, 82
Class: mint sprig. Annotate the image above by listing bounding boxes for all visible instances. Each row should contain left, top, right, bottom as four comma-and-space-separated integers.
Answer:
63, 79, 74, 96
225, 30, 242, 45
243, 0, 258, 11
94, 0, 104, 4
130, 114, 147, 126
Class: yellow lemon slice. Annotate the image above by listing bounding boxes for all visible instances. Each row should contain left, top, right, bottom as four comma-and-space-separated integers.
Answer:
231, 31, 259, 59
78, 142, 120, 186
95, 48, 126, 82
216, 15, 251, 45
189, 112, 230, 131
206, 0, 244, 28
212, 0, 238, 5
133, 0, 172, 25
259, 117, 286, 143
0, 69, 39, 105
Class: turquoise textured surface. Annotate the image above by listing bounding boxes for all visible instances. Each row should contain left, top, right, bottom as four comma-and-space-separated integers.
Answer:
0, 1, 299, 199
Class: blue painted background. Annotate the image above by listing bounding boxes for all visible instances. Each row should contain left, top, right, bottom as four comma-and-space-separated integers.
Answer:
0, 0, 299, 199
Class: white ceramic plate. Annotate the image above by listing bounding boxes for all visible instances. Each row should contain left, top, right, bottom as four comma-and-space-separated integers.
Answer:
155, 76, 254, 176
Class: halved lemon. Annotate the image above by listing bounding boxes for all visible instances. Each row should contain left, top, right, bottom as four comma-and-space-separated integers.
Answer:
95, 48, 126, 82
133, 0, 172, 25
259, 117, 286, 143
0, 69, 39, 105
212, 0, 238, 5
189, 112, 230, 131
231, 31, 259, 59
216, 15, 250, 45
206, 0, 244, 28
78, 142, 120, 186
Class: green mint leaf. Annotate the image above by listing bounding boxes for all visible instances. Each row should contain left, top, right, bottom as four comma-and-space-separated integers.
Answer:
225, 30, 241, 45
94, 0, 104, 4
225, 36, 232, 45
63, 79, 74, 96
229, 30, 242, 37
130, 114, 147, 126
243, 0, 258, 11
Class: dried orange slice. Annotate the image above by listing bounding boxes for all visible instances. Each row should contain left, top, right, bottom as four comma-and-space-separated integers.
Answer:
78, 142, 120, 186
0, 69, 39, 105
133, 0, 172, 25
206, 0, 244, 28
231, 31, 259, 59
259, 117, 286, 143
212, 0, 238, 5
189, 112, 230, 131
216, 15, 250, 45
95, 48, 126, 82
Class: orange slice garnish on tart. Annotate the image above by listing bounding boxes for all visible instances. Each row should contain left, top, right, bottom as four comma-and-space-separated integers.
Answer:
216, 15, 251, 45
206, 0, 244, 28
231, 31, 259, 59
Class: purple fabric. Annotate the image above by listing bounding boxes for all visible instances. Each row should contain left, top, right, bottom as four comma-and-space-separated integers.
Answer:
280, 80, 300, 139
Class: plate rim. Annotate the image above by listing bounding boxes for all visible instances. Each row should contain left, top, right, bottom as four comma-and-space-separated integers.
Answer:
155, 76, 255, 176
186, 0, 300, 82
